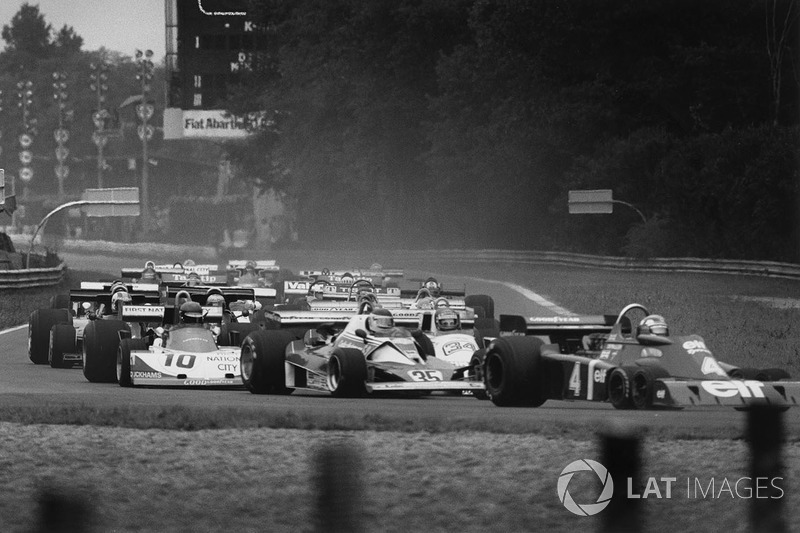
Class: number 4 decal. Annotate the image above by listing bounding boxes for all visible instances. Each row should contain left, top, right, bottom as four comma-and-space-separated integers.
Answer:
569, 363, 581, 396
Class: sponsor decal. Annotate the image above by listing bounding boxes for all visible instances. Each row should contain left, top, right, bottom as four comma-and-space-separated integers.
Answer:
700, 357, 727, 376
183, 379, 236, 386
132, 371, 162, 379
683, 339, 711, 355
599, 349, 612, 360
557, 459, 614, 516
700, 380, 765, 398
593, 369, 607, 383
442, 341, 477, 356
607, 344, 623, 350
656, 389, 666, 399
123, 306, 165, 317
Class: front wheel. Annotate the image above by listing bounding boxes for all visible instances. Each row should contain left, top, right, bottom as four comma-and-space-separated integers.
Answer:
83, 320, 129, 383
608, 367, 635, 410
327, 348, 367, 398
117, 338, 148, 387
241, 330, 296, 394
483, 337, 546, 407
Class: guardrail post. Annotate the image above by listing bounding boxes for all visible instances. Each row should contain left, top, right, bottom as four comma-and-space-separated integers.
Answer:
315, 440, 363, 533
748, 406, 786, 533
600, 421, 642, 533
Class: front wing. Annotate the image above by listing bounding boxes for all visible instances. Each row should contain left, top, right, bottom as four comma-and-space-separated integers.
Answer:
130, 349, 243, 388
653, 379, 800, 408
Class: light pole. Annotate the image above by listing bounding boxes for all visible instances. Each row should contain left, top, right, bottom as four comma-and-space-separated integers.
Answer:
16, 80, 36, 200
52, 72, 70, 200
89, 60, 109, 188
135, 49, 155, 230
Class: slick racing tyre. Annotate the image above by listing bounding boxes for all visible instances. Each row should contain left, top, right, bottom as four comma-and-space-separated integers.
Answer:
465, 295, 495, 320
241, 330, 296, 394
83, 320, 129, 383
28, 309, 72, 365
755, 368, 791, 381
608, 367, 635, 410
117, 338, 148, 387
327, 348, 367, 398
49, 323, 77, 369
483, 336, 546, 407
630, 366, 669, 409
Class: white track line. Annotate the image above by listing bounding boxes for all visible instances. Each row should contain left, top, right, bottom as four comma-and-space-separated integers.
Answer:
426, 272, 576, 316
0, 325, 27, 336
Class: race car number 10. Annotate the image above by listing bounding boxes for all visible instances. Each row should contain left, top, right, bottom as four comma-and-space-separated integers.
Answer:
408, 370, 443, 382
164, 354, 196, 369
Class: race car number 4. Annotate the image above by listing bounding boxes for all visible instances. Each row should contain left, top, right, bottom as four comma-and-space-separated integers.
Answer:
408, 370, 443, 382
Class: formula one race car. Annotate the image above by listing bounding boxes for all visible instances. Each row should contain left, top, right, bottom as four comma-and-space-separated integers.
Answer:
28, 280, 160, 368
480, 303, 800, 409
116, 299, 242, 388
240, 304, 486, 397
399, 277, 495, 319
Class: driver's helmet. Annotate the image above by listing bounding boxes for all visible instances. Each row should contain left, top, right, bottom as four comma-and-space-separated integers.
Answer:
183, 259, 196, 267
110, 288, 132, 313
179, 301, 204, 324
309, 282, 326, 300
245, 260, 257, 274
637, 314, 669, 337
435, 308, 460, 331
340, 273, 354, 285
423, 278, 441, 297
206, 289, 225, 308
367, 308, 394, 331
185, 272, 202, 286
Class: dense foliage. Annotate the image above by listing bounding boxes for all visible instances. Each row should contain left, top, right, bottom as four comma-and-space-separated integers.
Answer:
224, 0, 799, 260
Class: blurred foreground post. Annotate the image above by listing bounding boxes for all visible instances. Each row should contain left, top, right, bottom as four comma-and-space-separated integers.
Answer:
748, 406, 786, 533
33, 486, 93, 532
600, 421, 642, 533
315, 441, 364, 533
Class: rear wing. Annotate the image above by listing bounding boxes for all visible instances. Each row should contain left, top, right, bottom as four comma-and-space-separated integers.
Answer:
263, 309, 354, 331
73, 282, 161, 306
121, 263, 219, 279
162, 286, 276, 306
399, 285, 467, 299
227, 260, 280, 272
121, 304, 225, 324
299, 268, 404, 280
500, 314, 617, 354
282, 280, 401, 299
158, 271, 229, 285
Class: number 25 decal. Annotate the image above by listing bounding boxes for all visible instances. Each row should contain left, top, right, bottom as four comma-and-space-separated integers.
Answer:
409, 370, 443, 382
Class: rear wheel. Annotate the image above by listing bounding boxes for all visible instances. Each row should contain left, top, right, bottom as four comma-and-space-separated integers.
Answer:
608, 367, 635, 409
218, 323, 261, 346
49, 324, 77, 369
483, 337, 546, 407
117, 338, 148, 387
241, 330, 296, 394
327, 348, 367, 398
83, 320, 129, 383
29, 309, 72, 364
631, 367, 668, 409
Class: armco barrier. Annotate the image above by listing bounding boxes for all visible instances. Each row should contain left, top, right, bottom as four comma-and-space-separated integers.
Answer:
0, 262, 66, 289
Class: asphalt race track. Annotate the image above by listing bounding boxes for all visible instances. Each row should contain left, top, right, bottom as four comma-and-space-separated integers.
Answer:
3, 251, 794, 438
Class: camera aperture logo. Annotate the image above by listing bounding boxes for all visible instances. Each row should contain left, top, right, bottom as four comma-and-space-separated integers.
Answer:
557, 459, 614, 516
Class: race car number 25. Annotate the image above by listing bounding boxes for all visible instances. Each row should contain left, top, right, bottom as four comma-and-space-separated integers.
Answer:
408, 370, 443, 382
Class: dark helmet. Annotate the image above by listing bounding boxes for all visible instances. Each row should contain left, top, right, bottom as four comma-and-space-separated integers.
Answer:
435, 308, 460, 331
367, 308, 394, 331
140, 265, 158, 281
185, 272, 202, 286
423, 278, 441, 297
637, 314, 669, 337
179, 301, 204, 324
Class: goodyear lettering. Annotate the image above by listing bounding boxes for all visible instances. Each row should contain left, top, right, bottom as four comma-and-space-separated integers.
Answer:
700, 380, 766, 399
183, 379, 236, 386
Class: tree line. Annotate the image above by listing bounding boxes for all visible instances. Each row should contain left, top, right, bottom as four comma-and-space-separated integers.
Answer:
225, 0, 799, 261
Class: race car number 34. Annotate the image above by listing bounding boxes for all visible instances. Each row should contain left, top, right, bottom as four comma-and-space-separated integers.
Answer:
408, 370, 443, 382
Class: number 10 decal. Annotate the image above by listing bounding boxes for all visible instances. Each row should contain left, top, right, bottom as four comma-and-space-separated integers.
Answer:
164, 354, 196, 369
409, 370, 443, 382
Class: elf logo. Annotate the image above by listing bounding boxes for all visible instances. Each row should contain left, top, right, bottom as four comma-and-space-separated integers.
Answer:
700, 380, 765, 398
